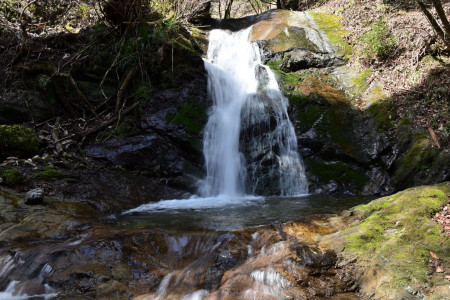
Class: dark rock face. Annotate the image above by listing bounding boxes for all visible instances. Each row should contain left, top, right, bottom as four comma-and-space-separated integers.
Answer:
239, 93, 290, 195
280, 48, 346, 71
0, 90, 63, 125
83, 51, 209, 197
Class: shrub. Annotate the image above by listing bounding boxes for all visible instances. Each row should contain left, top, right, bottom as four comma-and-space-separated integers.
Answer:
361, 17, 397, 60
0, 168, 24, 186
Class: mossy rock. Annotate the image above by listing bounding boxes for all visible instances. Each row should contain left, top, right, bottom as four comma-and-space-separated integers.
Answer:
345, 183, 450, 294
0, 125, 39, 160
35, 166, 63, 180
166, 97, 207, 152
366, 100, 397, 132
0, 168, 24, 186
309, 11, 352, 60
392, 130, 440, 189
350, 68, 372, 96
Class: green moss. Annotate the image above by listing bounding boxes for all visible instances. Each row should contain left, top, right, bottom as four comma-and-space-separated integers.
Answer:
115, 120, 135, 137
397, 117, 411, 128
168, 98, 207, 135
264, 27, 320, 53
35, 166, 63, 180
366, 83, 387, 105
366, 100, 397, 131
267, 60, 304, 91
0, 168, 24, 186
0, 125, 39, 160
309, 11, 353, 60
305, 159, 368, 188
182, 161, 204, 178
350, 68, 372, 95
345, 183, 450, 288
360, 17, 397, 60
295, 102, 328, 132
392, 132, 436, 186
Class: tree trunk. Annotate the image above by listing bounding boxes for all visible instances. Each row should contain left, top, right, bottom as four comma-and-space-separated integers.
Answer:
430, 0, 450, 36
417, 1, 450, 48
224, 0, 234, 19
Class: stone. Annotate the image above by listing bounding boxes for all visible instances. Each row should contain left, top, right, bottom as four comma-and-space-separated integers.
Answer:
248, 10, 345, 70
24, 188, 44, 205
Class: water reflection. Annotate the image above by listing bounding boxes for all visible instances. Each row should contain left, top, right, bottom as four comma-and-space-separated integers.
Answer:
116, 194, 373, 232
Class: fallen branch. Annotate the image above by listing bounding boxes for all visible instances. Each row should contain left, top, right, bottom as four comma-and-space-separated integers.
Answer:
116, 67, 137, 113
79, 101, 140, 138
52, 117, 64, 154
52, 78, 77, 117
60, 73, 98, 117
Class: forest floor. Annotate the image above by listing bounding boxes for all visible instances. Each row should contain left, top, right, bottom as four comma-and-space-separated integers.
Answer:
317, 0, 450, 149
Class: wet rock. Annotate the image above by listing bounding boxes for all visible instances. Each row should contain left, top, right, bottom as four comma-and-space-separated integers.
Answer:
292, 243, 337, 269
205, 251, 239, 289
24, 188, 44, 205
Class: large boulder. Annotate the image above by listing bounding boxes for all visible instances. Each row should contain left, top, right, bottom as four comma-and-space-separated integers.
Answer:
249, 10, 346, 71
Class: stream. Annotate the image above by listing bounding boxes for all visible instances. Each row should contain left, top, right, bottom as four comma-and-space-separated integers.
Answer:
0, 26, 372, 299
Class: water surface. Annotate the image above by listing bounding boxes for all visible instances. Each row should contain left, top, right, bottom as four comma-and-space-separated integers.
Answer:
116, 194, 373, 232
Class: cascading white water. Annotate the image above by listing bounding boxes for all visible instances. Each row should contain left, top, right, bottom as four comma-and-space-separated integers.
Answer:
199, 28, 308, 197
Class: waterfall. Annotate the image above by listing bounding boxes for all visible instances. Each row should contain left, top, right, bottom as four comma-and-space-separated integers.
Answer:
199, 28, 308, 197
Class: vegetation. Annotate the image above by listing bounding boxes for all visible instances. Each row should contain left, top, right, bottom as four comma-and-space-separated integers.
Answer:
0, 168, 24, 186
309, 11, 352, 59
346, 183, 450, 289
0, 125, 39, 160
35, 166, 63, 180
360, 17, 397, 61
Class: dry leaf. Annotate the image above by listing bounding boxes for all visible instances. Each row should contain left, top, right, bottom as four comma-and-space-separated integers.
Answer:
428, 128, 441, 149
430, 251, 439, 260
445, 275, 450, 281
436, 266, 443, 273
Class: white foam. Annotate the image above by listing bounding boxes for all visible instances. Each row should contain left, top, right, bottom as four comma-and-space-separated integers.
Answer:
123, 195, 263, 213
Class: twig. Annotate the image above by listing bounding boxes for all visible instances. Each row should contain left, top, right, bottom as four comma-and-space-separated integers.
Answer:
115, 67, 136, 113
52, 117, 64, 154
79, 101, 140, 138
19, 0, 37, 22
100, 28, 129, 99
55, 134, 76, 144
60, 72, 98, 117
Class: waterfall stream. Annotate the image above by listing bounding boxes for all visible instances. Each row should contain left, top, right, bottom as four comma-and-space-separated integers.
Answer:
199, 28, 308, 197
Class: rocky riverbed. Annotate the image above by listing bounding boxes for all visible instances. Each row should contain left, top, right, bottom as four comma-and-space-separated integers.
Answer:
0, 182, 448, 299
